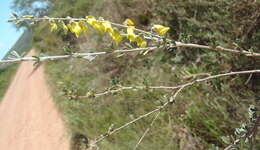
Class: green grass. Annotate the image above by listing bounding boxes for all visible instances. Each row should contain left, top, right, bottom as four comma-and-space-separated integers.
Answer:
0, 64, 19, 100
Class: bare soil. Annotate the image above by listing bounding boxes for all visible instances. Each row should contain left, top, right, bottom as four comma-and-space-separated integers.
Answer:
0, 51, 70, 150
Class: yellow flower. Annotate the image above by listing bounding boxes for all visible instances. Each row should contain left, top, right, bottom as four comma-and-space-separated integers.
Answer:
127, 26, 137, 42
124, 19, 135, 26
78, 22, 88, 35
86, 16, 96, 25
153, 24, 170, 36
109, 30, 123, 46
86, 16, 105, 33
136, 37, 147, 48
50, 22, 58, 32
61, 22, 68, 34
67, 22, 82, 38
102, 21, 114, 33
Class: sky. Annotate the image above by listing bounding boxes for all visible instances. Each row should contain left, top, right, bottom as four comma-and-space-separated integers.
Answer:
0, 0, 23, 60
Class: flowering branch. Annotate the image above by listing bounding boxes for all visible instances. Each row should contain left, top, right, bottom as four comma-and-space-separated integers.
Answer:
7, 15, 260, 63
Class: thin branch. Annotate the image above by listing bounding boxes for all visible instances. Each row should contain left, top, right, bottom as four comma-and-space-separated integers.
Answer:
78, 70, 260, 99
77, 85, 183, 99
175, 42, 260, 56
91, 70, 260, 145
3, 40, 260, 63
92, 106, 162, 145
0, 47, 158, 63
133, 111, 161, 150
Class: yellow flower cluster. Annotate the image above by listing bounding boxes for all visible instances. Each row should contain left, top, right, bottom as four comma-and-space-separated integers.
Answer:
49, 16, 170, 48
125, 19, 147, 48
67, 22, 88, 38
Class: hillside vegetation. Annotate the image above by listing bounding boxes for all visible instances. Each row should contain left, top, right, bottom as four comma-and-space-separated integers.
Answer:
13, 0, 260, 149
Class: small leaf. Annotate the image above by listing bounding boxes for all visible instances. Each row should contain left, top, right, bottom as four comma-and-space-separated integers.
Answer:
32, 56, 41, 65
83, 55, 97, 61
10, 51, 20, 58
116, 53, 125, 58
11, 12, 18, 18
220, 136, 231, 144
125, 42, 133, 48
142, 50, 150, 55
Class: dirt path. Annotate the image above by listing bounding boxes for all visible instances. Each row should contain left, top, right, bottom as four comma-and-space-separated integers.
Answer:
0, 51, 70, 150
